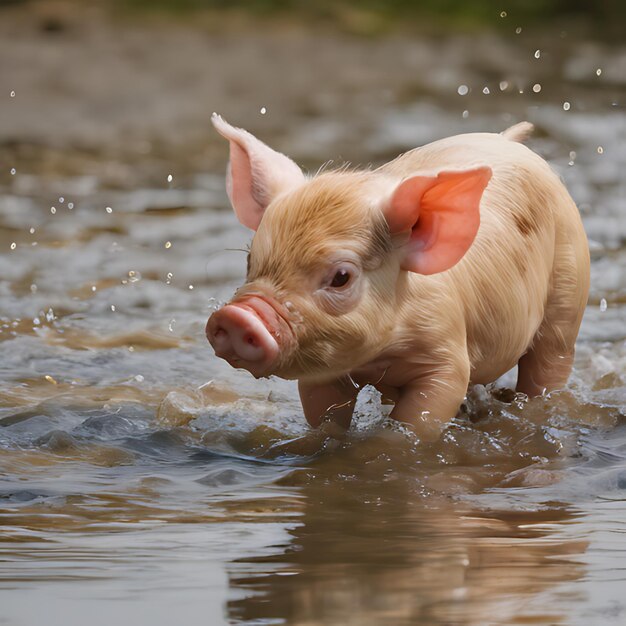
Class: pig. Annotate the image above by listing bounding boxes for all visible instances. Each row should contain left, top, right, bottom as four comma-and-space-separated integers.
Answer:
206, 113, 590, 441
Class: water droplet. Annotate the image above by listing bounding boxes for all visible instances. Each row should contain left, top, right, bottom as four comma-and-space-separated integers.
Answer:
45, 308, 55, 322
260, 106, 267, 114
515, 26, 522, 34
91, 285, 97, 292
500, 10, 507, 18
59, 196, 64, 203
44, 375, 57, 385
111, 304, 116, 312
29, 227, 35, 234
532, 83, 542, 93
600, 298, 607, 312
68, 202, 74, 210
128, 346, 135, 352
105, 206, 113, 214
10, 167, 16, 175
462, 110, 469, 119
534, 49, 541, 59
10, 90, 15, 98
33, 317, 40, 325
134, 374, 144, 382
167, 174, 173, 183
165, 241, 172, 249
596, 68, 602, 76
563, 101, 570, 111
499, 80, 509, 91
168, 319, 176, 332
188, 284, 194, 290
50, 206, 56, 214
482, 87, 490, 95
166, 272, 173, 284
597, 146, 604, 154
127, 270, 141, 283
10, 242, 16, 250
457, 85, 469, 96
30, 284, 37, 294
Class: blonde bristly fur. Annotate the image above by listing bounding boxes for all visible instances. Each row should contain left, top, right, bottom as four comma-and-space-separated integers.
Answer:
245, 173, 398, 378
213, 120, 590, 441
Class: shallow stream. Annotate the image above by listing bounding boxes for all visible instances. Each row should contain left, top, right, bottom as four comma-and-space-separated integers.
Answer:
1, 11, 626, 625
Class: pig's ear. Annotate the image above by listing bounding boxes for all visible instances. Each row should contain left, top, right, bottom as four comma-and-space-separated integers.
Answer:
211, 113, 305, 230
384, 166, 492, 275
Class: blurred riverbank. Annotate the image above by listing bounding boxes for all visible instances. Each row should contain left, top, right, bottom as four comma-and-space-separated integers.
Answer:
1, 0, 624, 189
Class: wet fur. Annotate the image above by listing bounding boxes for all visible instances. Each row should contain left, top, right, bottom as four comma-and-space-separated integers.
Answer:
223, 123, 589, 439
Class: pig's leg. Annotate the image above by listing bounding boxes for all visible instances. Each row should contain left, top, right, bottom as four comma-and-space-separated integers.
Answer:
516, 240, 588, 396
516, 310, 580, 396
299, 377, 360, 430
389, 358, 471, 442
516, 344, 574, 397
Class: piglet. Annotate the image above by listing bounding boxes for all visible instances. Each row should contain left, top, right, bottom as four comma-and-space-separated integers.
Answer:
206, 114, 589, 441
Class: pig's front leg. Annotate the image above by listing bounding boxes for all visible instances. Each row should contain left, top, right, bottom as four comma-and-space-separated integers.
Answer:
298, 377, 360, 430
389, 360, 470, 442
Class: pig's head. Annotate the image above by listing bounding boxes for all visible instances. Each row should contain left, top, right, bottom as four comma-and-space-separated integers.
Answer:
206, 114, 491, 381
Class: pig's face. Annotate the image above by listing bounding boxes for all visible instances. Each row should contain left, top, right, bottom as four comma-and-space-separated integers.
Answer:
206, 114, 490, 381
233, 174, 399, 380
208, 171, 401, 381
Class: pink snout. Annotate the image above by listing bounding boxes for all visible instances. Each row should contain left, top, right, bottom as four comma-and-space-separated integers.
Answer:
206, 298, 284, 378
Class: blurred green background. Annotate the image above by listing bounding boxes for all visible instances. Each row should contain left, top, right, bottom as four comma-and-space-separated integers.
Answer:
116, 0, 625, 35
2, 0, 623, 35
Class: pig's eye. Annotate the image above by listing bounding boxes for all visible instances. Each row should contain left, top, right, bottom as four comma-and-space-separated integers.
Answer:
322, 261, 359, 292
330, 269, 351, 288
318, 259, 361, 314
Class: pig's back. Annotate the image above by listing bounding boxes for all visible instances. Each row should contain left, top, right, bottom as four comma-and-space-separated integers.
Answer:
379, 132, 588, 383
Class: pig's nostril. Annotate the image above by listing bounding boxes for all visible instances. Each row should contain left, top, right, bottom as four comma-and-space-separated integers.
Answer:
245, 334, 257, 346
213, 326, 228, 341
210, 326, 231, 354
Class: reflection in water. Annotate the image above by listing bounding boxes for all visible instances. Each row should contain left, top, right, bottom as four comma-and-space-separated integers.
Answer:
227, 481, 586, 625
216, 403, 594, 625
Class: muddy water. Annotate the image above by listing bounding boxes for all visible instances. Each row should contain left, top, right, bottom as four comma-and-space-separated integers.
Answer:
1, 13, 626, 626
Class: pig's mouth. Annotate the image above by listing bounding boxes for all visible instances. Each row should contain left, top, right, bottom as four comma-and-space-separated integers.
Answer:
206, 295, 294, 378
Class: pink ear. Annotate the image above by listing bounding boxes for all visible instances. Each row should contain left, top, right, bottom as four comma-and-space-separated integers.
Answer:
385, 167, 492, 275
211, 113, 305, 230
